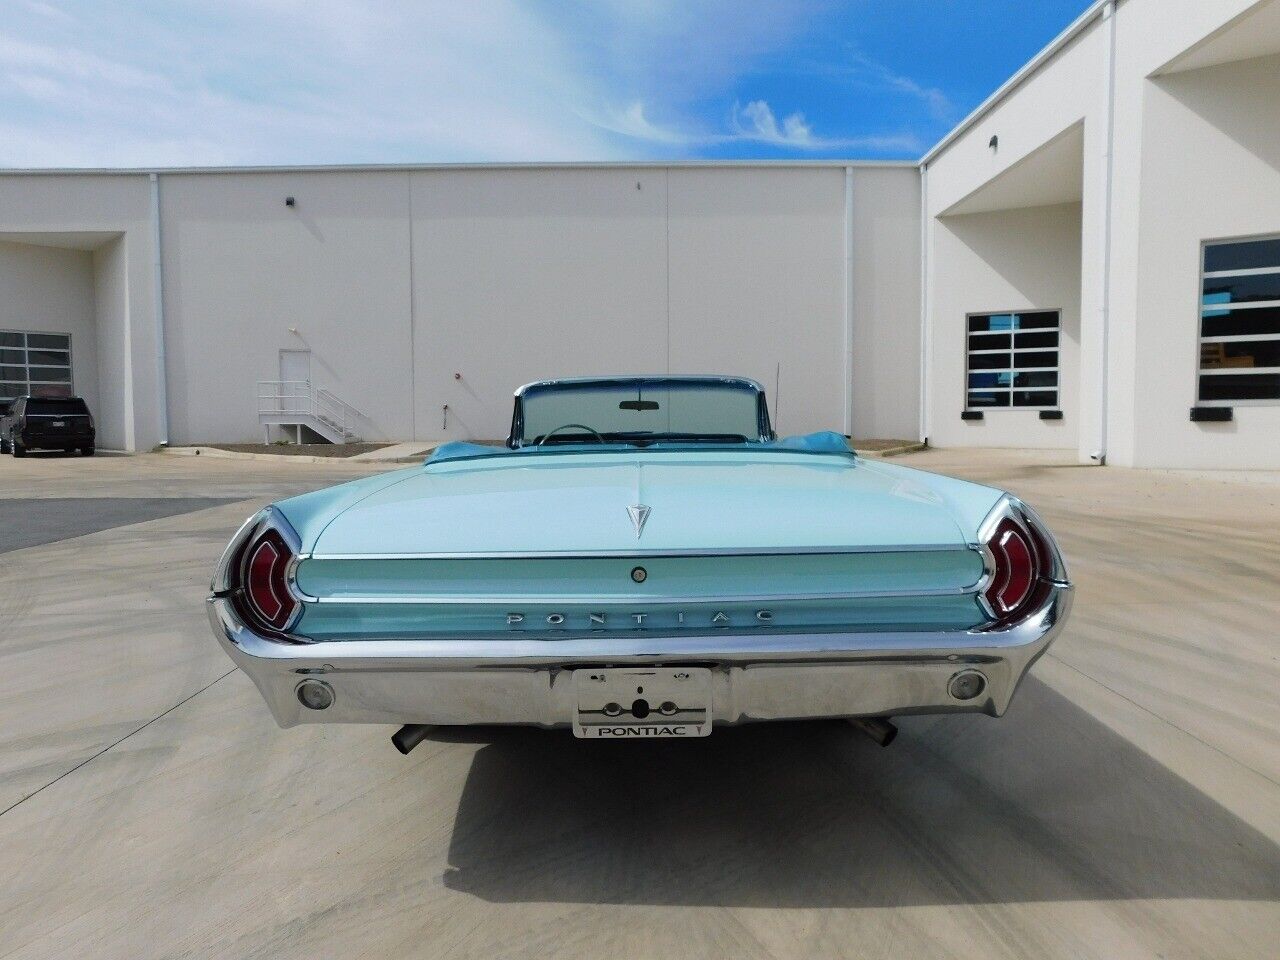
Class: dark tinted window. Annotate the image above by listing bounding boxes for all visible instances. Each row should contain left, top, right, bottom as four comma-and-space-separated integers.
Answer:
27, 398, 89, 416
26, 333, 70, 350
1204, 238, 1280, 272
1200, 340, 1280, 370
1013, 390, 1057, 406
1200, 305, 1280, 339
1199, 374, 1280, 402
1202, 273, 1280, 305
27, 349, 70, 366
967, 390, 1010, 408
966, 310, 1061, 410
1199, 238, 1280, 403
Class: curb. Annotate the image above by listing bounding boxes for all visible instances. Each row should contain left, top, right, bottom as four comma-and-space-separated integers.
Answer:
161, 446, 385, 465
854, 442, 927, 458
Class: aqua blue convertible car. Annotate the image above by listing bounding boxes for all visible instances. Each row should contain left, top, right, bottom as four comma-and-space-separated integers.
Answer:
208, 375, 1071, 752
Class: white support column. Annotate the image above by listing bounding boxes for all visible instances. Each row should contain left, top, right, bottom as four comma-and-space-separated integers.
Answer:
1093, 0, 1118, 464
149, 172, 170, 446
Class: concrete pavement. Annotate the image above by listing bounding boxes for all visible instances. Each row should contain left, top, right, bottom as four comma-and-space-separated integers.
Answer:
0, 450, 1276, 959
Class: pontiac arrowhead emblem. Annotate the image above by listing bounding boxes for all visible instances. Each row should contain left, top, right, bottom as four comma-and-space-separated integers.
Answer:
626, 503, 651, 538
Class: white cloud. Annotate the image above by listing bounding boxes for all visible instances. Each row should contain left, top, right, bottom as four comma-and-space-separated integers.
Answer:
588, 98, 921, 155
0, 1, 935, 167
733, 100, 815, 147
0, 1, 627, 166
829, 53, 955, 121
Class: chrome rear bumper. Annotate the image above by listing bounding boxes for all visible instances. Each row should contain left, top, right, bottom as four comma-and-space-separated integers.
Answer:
207, 585, 1071, 728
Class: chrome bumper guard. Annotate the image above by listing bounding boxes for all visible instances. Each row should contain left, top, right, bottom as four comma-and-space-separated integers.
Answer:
207, 585, 1072, 729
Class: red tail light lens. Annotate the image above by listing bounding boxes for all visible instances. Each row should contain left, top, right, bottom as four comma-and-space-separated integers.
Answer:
984, 518, 1038, 620
242, 528, 298, 630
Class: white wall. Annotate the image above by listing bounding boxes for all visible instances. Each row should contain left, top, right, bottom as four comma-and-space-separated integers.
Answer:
0, 174, 159, 451
92, 236, 131, 450
410, 165, 913, 442
850, 167, 922, 440
412, 167, 669, 442
923, 0, 1280, 468
160, 171, 414, 443
0, 240, 99, 415
1125, 52, 1280, 468
928, 203, 1081, 449
923, 20, 1102, 458
667, 167, 848, 437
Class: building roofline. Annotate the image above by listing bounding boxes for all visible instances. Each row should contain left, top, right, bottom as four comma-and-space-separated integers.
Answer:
0, 159, 918, 176
920, 0, 1112, 166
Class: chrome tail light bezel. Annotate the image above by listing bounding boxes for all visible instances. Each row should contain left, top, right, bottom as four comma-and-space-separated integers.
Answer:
211, 506, 307, 638
974, 495, 1070, 628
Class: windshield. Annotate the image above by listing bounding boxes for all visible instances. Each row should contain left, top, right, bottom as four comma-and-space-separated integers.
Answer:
27, 398, 89, 416
516, 378, 767, 446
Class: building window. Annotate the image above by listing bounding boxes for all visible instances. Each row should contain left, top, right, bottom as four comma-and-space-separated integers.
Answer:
966, 311, 1059, 410
0, 331, 74, 412
1199, 236, 1280, 404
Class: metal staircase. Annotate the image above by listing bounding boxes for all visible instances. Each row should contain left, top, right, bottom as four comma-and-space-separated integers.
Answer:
258, 380, 363, 444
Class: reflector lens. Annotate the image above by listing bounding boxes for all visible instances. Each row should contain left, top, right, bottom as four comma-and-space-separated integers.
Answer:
242, 529, 298, 630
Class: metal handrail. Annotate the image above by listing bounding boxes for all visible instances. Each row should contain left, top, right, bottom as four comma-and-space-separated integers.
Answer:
257, 380, 362, 441
315, 387, 359, 439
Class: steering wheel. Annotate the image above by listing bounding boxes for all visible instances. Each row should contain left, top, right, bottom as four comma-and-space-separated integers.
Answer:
538, 423, 606, 446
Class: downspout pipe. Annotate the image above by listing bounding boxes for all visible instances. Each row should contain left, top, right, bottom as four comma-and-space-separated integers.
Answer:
918, 164, 929, 445
149, 173, 170, 446
843, 165, 854, 438
1094, 0, 1118, 464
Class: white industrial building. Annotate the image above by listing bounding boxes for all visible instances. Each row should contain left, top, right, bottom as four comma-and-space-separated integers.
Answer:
1, 0, 1278, 469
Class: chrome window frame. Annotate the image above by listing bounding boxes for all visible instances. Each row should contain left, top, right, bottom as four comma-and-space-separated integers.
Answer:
963, 311, 1061, 412
507, 375, 775, 448
1196, 232, 1280, 407
0, 329, 74, 404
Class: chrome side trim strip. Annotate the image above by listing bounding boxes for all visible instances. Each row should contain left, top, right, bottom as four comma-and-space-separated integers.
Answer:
302, 584, 983, 605
303, 543, 971, 561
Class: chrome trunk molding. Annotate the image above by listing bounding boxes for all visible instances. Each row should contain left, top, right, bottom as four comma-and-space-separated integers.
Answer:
302, 543, 971, 561
295, 585, 983, 605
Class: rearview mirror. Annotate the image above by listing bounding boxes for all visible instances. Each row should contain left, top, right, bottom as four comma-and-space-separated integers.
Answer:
619, 400, 659, 411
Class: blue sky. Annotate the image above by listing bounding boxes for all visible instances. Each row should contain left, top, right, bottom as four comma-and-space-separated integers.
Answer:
1, 0, 1093, 167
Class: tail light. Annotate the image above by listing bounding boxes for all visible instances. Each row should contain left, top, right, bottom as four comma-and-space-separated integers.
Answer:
978, 498, 1063, 627
213, 509, 303, 635
985, 518, 1035, 616
243, 528, 298, 630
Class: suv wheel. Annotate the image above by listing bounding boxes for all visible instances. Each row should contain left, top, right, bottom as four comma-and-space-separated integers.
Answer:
0, 435, 8, 454
81, 446, 95, 457
12, 438, 26, 458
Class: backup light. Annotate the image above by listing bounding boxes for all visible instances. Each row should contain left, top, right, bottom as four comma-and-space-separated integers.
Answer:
296, 679, 334, 710
948, 670, 987, 701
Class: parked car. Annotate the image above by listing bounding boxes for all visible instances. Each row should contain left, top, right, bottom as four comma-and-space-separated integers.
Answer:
208, 375, 1071, 753
1, 396, 95, 457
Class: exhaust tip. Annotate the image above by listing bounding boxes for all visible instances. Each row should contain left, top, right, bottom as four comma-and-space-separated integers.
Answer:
391, 724, 435, 755
847, 716, 898, 747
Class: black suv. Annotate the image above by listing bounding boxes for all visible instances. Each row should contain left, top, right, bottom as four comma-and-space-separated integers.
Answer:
1, 396, 96, 457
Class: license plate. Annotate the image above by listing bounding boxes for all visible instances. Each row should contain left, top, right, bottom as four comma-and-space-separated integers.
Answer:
572, 667, 711, 738
51, 421, 65, 428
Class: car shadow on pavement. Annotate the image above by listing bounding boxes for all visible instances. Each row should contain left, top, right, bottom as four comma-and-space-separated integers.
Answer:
441, 677, 1280, 907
